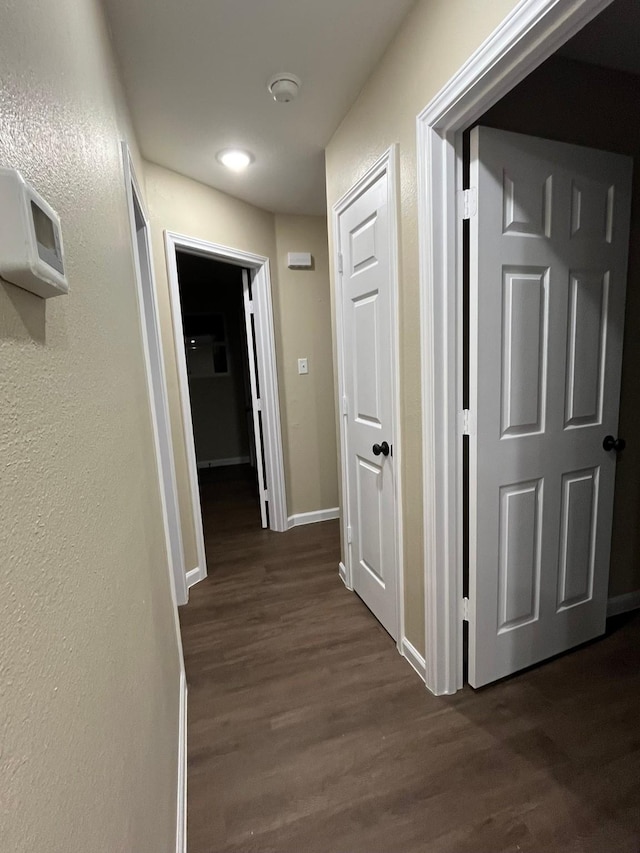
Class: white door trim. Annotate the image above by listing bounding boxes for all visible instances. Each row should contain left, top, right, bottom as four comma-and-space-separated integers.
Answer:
175, 669, 188, 853
416, 0, 614, 695
164, 232, 288, 557
121, 143, 188, 612
332, 145, 405, 654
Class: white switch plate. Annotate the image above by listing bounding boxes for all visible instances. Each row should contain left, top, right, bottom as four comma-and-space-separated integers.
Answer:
298, 357, 308, 375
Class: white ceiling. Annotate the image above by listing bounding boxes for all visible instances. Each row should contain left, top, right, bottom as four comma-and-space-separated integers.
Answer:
559, 0, 640, 76
103, 0, 416, 215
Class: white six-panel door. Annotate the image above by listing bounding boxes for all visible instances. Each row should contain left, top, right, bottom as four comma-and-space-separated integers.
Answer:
469, 127, 632, 687
339, 170, 398, 640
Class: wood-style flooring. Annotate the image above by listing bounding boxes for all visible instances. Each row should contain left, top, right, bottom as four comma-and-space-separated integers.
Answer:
180, 465, 640, 852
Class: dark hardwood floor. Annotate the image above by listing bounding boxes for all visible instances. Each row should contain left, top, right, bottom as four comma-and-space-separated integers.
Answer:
180, 466, 640, 852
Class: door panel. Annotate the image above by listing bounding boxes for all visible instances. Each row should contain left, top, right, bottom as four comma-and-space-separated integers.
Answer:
497, 478, 542, 632
557, 467, 598, 609
565, 271, 607, 426
353, 292, 381, 424
501, 267, 548, 436
469, 126, 632, 687
339, 171, 398, 639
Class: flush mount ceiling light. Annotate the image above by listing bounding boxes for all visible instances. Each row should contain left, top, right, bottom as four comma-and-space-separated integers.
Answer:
216, 148, 254, 172
267, 72, 301, 103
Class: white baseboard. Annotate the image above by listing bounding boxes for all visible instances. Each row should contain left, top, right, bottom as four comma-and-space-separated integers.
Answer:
197, 456, 250, 470
176, 670, 187, 853
287, 507, 340, 528
401, 637, 427, 682
338, 561, 352, 589
186, 566, 204, 589
607, 590, 640, 618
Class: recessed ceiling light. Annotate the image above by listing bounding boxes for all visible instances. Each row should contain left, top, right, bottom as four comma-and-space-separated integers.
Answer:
217, 149, 253, 172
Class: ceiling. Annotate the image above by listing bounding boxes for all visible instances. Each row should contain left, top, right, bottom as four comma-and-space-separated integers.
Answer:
103, 0, 416, 215
559, 0, 640, 76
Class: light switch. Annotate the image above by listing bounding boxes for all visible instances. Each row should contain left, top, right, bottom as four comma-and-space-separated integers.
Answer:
298, 357, 308, 375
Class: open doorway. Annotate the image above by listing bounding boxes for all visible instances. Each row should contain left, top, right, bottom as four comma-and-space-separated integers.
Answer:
418, 0, 640, 694
460, 10, 640, 688
164, 232, 288, 592
176, 253, 266, 529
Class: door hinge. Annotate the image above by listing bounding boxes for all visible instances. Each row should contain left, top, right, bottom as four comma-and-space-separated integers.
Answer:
263, 489, 269, 502
255, 398, 262, 412
338, 252, 344, 274
461, 187, 477, 220
247, 299, 255, 314
342, 394, 349, 417
460, 409, 474, 436
347, 524, 352, 545
462, 597, 470, 622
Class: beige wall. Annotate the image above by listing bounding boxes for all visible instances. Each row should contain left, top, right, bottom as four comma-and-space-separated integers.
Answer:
478, 56, 640, 598
325, 0, 521, 654
144, 164, 337, 570
0, 1, 182, 851
274, 215, 339, 514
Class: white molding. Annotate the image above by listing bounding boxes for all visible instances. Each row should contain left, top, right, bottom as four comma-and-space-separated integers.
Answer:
332, 145, 404, 644
287, 507, 340, 528
122, 145, 188, 609
416, 0, 614, 697
607, 591, 640, 618
164, 232, 289, 547
401, 638, 426, 682
175, 670, 187, 853
165, 233, 209, 586
186, 566, 204, 589
197, 456, 250, 470
338, 561, 352, 589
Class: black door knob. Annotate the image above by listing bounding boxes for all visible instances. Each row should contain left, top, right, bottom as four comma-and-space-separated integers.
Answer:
603, 435, 626, 452
372, 441, 390, 457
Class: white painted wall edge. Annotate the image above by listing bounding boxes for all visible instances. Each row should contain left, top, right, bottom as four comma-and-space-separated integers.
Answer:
175, 670, 187, 853
401, 638, 427, 682
186, 566, 204, 589
607, 590, 640, 618
196, 456, 250, 470
287, 507, 340, 528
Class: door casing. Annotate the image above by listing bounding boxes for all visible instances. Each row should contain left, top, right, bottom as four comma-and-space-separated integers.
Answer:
332, 146, 409, 664
416, 0, 617, 695
121, 143, 187, 678
164, 232, 288, 592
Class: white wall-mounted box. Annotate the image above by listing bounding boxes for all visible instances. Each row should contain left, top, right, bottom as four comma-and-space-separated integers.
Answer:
287, 252, 312, 269
0, 168, 68, 298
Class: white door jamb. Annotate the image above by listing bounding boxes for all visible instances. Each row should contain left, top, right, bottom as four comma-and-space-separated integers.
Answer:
121, 143, 189, 611
332, 145, 406, 658
164, 232, 288, 560
416, 0, 614, 695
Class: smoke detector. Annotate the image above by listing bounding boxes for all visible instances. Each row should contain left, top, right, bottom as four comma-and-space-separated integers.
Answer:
267, 73, 301, 103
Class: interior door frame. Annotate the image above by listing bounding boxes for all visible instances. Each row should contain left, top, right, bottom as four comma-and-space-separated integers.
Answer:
332, 145, 407, 660
416, 0, 614, 696
121, 143, 189, 610
164, 232, 288, 568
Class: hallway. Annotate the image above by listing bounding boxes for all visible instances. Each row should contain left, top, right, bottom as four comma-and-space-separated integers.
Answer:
180, 471, 640, 853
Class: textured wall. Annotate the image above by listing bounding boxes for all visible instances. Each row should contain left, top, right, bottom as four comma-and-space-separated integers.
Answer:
274, 215, 339, 515
479, 56, 640, 598
144, 163, 338, 571
325, 0, 520, 654
0, 1, 182, 851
